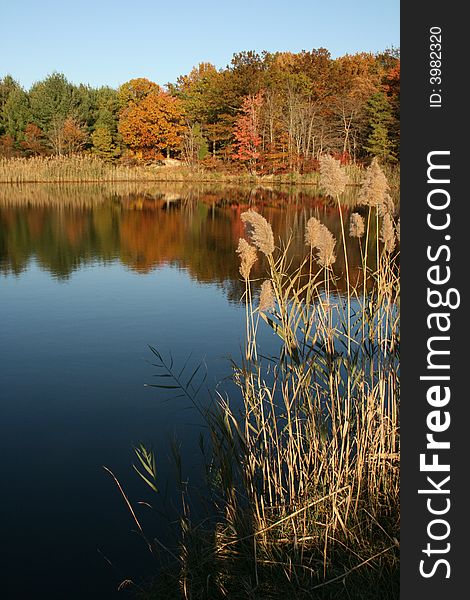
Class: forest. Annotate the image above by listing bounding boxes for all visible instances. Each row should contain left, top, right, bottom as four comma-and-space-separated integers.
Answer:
0, 48, 399, 174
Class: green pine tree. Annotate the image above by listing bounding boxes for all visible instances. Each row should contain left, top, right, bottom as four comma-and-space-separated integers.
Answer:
364, 92, 396, 162
193, 123, 209, 160
2, 87, 32, 142
91, 125, 119, 160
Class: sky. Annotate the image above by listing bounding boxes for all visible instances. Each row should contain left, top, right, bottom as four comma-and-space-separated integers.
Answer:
1, 0, 399, 90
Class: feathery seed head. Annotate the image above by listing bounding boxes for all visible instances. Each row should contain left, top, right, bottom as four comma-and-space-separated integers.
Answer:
259, 280, 275, 313
240, 210, 275, 256
349, 212, 365, 238
319, 155, 348, 197
305, 216, 322, 248
358, 158, 390, 209
380, 213, 396, 253
236, 238, 258, 280
305, 217, 337, 267
377, 192, 395, 217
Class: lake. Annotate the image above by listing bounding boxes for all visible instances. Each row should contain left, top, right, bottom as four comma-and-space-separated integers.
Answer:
0, 183, 367, 598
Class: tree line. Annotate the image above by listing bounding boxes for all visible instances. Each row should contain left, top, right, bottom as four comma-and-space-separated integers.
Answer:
0, 48, 399, 172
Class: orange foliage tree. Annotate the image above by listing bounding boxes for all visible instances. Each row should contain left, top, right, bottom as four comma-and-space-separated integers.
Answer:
118, 78, 185, 161
0, 134, 15, 157
62, 117, 88, 154
21, 123, 47, 155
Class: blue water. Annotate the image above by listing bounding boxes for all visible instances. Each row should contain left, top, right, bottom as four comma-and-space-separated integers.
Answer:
0, 189, 362, 598
0, 258, 257, 598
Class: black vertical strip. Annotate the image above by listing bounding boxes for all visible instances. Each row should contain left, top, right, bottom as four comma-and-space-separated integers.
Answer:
401, 3, 466, 598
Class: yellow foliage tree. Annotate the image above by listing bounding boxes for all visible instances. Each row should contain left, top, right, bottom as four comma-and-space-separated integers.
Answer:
118, 77, 159, 106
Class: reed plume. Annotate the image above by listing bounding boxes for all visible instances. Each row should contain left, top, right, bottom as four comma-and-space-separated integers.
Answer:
380, 213, 396, 253
236, 238, 258, 280
139, 195, 400, 598
357, 158, 390, 210
349, 212, 365, 238
305, 217, 337, 267
240, 210, 275, 256
319, 154, 348, 197
377, 192, 395, 217
258, 280, 275, 313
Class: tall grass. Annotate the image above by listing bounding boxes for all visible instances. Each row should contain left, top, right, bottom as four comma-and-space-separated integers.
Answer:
115, 159, 400, 598
0, 155, 184, 183
0, 155, 390, 190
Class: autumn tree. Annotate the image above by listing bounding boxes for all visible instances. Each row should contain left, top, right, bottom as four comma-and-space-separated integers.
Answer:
45, 115, 88, 155
326, 53, 381, 160
118, 77, 159, 107
229, 51, 266, 98
279, 73, 318, 167
0, 47, 399, 162
171, 64, 235, 157
382, 59, 400, 158
169, 65, 218, 123
119, 80, 185, 160
21, 123, 47, 155
46, 116, 65, 155
254, 51, 334, 168
0, 134, 15, 157
232, 92, 263, 173
62, 116, 88, 154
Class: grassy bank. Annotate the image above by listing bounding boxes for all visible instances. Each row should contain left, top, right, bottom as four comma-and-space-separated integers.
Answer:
119, 158, 399, 599
0, 153, 328, 184
0, 155, 182, 184
0, 155, 399, 192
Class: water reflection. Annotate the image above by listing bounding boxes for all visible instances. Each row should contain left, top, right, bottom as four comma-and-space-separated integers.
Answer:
0, 183, 391, 598
0, 183, 378, 297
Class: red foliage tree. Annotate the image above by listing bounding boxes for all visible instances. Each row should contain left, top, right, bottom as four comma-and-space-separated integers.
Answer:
232, 92, 263, 173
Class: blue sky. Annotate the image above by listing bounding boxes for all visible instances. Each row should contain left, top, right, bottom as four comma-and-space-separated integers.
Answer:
1, 0, 399, 89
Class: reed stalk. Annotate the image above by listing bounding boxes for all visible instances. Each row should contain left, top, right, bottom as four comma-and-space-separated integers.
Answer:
131, 166, 400, 598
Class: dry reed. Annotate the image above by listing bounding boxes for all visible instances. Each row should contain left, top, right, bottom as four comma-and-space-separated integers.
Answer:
357, 158, 390, 210
380, 213, 396, 254
240, 210, 275, 256
305, 216, 337, 267
319, 155, 349, 197
258, 280, 275, 313
349, 212, 365, 239
200, 205, 400, 596
0, 154, 377, 190
236, 238, 258, 280
142, 198, 399, 597
124, 166, 400, 598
